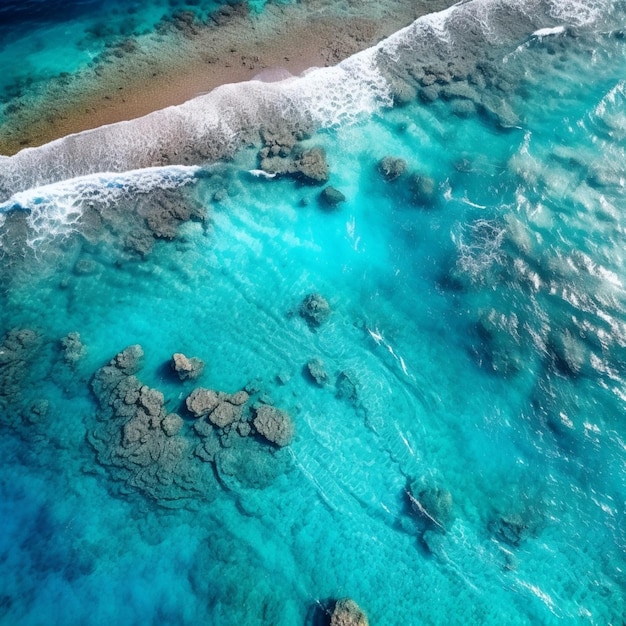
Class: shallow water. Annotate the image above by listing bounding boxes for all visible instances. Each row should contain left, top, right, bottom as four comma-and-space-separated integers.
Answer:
1, 1, 626, 625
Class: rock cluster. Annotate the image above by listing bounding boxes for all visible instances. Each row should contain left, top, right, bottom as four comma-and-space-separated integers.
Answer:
89, 346, 296, 506
256, 128, 330, 185
260, 146, 330, 185
186, 388, 248, 428
79, 186, 205, 260
89, 345, 207, 505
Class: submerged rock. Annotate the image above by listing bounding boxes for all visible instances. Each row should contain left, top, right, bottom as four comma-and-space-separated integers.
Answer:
330, 599, 369, 626
111, 344, 144, 375
161, 413, 184, 437
378, 156, 407, 181
60, 332, 87, 365
407, 478, 454, 533
208, 399, 241, 428
171, 352, 204, 381
253, 405, 294, 447
300, 293, 331, 327
306, 358, 328, 386
336, 371, 358, 403
259, 146, 329, 185
548, 329, 588, 377
475, 309, 524, 376
409, 173, 437, 206
293, 147, 329, 184
0, 328, 41, 409
319, 186, 346, 208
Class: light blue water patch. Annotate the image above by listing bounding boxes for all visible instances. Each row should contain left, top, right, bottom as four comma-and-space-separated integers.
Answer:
1, 14, 626, 626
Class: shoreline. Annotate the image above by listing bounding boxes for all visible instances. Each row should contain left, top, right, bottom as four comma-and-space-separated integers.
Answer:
0, 0, 457, 156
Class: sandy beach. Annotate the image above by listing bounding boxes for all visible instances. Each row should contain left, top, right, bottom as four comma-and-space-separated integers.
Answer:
0, 0, 456, 155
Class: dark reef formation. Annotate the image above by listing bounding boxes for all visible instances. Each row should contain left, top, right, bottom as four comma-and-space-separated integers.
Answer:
319, 186, 346, 209
88, 346, 295, 507
257, 128, 330, 184
377, 156, 407, 181
330, 599, 369, 626
300, 293, 332, 327
78, 185, 206, 260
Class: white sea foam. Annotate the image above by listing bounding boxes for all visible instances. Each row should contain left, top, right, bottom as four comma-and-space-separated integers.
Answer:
532, 25, 566, 37
548, 0, 611, 26
0, 165, 199, 246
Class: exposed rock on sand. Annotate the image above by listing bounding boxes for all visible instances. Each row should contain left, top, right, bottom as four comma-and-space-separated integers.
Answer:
300, 293, 331, 327
172, 352, 204, 380
253, 405, 295, 447
330, 599, 369, 626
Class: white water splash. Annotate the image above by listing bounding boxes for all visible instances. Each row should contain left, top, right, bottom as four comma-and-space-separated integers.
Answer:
0, 164, 199, 247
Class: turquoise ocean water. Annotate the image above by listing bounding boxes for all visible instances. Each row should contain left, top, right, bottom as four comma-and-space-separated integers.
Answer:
1, 0, 626, 624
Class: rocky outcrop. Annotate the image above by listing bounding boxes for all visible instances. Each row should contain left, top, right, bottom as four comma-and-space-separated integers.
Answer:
300, 293, 331, 327
89, 347, 293, 506
60, 332, 86, 365
89, 346, 215, 506
161, 412, 184, 437
253, 405, 294, 447
0, 328, 41, 412
407, 478, 454, 533
171, 352, 204, 381
185, 388, 217, 417
294, 147, 329, 184
306, 358, 328, 386
319, 186, 346, 208
330, 599, 369, 626
378, 157, 407, 181
258, 127, 298, 158
260, 146, 329, 185
409, 173, 437, 206
209, 397, 241, 428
